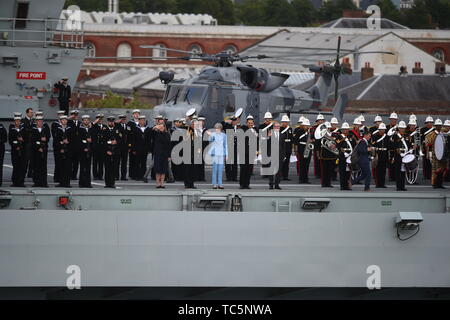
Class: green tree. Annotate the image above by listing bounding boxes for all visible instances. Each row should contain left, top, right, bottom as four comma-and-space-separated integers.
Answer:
85, 91, 150, 109
317, 1, 340, 22
423, 0, 450, 29
261, 0, 297, 26
375, 0, 401, 22
235, 0, 266, 26
291, 0, 317, 27
400, 0, 434, 29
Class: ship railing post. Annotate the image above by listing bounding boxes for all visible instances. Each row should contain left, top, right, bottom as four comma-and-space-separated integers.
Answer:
43, 19, 47, 48
11, 18, 15, 47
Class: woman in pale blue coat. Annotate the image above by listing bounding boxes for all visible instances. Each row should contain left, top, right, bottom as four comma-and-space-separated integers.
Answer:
208, 123, 228, 189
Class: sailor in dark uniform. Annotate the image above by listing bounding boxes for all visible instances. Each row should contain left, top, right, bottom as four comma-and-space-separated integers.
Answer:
0, 120, 6, 187
131, 115, 151, 181
31, 116, 50, 187
21, 107, 34, 179
53, 77, 71, 114
280, 115, 293, 181
127, 109, 141, 180
92, 114, 106, 180
386, 112, 399, 181
312, 113, 325, 179
370, 115, 383, 134
78, 115, 93, 188
68, 109, 81, 179
116, 114, 130, 181
103, 116, 121, 188
258, 112, 274, 179
319, 122, 338, 188
9, 115, 26, 187
371, 123, 389, 188
265, 122, 286, 190
239, 115, 258, 189
223, 113, 241, 182
51, 110, 65, 183
352, 128, 373, 192
53, 115, 72, 188
183, 119, 196, 189
294, 117, 312, 184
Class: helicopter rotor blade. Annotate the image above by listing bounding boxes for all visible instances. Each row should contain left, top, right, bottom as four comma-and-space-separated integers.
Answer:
139, 45, 200, 56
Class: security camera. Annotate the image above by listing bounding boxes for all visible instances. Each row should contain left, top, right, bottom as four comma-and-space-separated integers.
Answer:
395, 212, 423, 231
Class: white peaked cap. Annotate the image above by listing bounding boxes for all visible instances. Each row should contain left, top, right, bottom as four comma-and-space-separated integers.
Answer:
358, 114, 365, 122
425, 116, 434, 123
330, 117, 339, 124
186, 108, 196, 117
132, 109, 141, 114
374, 115, 382, 122
341, 122, 350, 129
302, 119, 311, 126
234, 108, 243, 118
409, 114, 417, 121
378, 123, 387, 130
316, 113, 325, 120
264, 112, 272, 119
398, 121, 407, 128
246, 115, 254, 120
298, 116, 306, 123
389, 112, 398, 119
408, 119, 417, 126
281, 115, 290, 122
444, 120, 450, 127
435, 119, 443, 125
353, 117, 362, 125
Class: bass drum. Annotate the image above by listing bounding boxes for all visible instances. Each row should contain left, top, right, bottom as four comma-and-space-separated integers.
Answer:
434, 134, 448, 161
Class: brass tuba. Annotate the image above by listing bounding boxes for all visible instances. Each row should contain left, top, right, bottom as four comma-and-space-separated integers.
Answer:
315, 124, 339, 156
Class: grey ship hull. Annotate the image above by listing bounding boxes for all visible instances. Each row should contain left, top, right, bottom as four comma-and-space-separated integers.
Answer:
0, 189, 449, 289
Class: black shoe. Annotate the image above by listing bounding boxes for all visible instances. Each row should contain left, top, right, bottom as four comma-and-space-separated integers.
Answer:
121, 178, 128, 181
104, 186, 116, 189
275, 186, 282, 190
218, 186, 224, 189
142, 178, 148, 183
239, 186, 245, 189
167, 179, 175, 183
364, 188, 370, 192
80, 185, 93, 188
283, 178, 291, 181
397, 188, 407, 191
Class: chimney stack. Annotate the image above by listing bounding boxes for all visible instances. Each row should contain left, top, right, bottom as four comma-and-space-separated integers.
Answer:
342, 57, 352, 71
412, 62, 423, 74
399, 65, 408, 77
361, 62, 374, 81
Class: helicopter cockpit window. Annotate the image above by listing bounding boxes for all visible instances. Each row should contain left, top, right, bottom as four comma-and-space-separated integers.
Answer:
225, 94, 236, 113
184, 87, 206, 105
165, 86, 182, 104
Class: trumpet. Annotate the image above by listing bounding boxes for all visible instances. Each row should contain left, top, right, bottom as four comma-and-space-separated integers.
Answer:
387, 125, 398, 137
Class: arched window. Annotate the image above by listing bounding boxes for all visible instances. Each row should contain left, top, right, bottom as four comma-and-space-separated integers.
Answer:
85, 41, 96, 58
224, 45, 237, 55
117, 42, 132, 59
188, 44, 203, 59
432, 48, 445, 62
152, 43, 167, 60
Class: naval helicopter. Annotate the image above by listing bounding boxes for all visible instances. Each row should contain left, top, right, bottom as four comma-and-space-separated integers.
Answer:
140, 37, 392, 127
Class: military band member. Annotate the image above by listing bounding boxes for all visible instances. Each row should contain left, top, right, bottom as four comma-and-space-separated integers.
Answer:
31, 116, 50, 187
239, 115, 258, 189
127, 109, 141, 180
280, 115, 293, 181
390, 121, 410, 191
78, 115, 93, 188
387, 112, 399, 181
92, 114, 106, 180
131, 115, 152, 181
370, 115, 383, 134
294, 117, 312, 184
349, 117, 362, 141
319, 122, 337, 188
425, 119, 447, 189
103, 116, 121, 188
183, 120, 196, 189
421, 116, 434, 180
444, 120, 450, 182
330, 117, 340, 181
336, 122, 355, 190
358, 114, 369, 136
116, 114, 130, 181
22, 107, 34, 179
68, 110, 81, 179
371, 123, 389, 188
9, 115, 26, 187
53, 115, 72, 188
313, 114, 325, 178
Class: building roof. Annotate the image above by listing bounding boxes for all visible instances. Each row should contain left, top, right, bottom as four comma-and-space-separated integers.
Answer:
321, 17, 408, 30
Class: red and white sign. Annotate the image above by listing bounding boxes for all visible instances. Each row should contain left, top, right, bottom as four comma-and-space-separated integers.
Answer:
16, 72, 47, 80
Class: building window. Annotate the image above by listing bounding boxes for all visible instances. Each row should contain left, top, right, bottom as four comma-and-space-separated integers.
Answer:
85, 41, 96, 58
188, 44, 203, 59
432, 48, 445, 62
15, 2, 29, 29
117, 42, 132, 59
224, 45, 237, 55
152, 43, 167, 60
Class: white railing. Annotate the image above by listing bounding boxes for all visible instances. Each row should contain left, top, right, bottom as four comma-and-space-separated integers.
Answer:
0, 17, 84, 48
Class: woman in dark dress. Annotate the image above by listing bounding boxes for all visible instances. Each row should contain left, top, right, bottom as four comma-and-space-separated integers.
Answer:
152, 124, 171, 188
